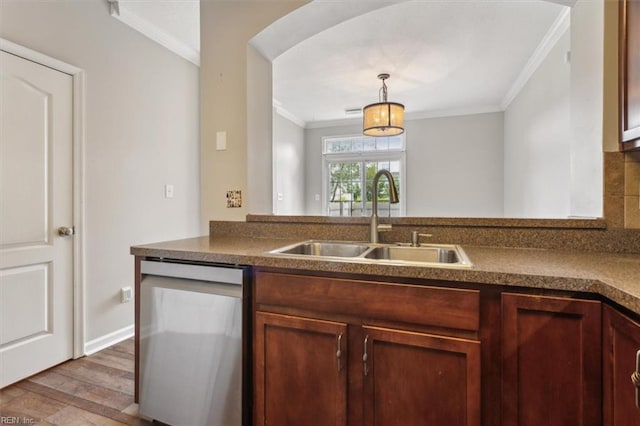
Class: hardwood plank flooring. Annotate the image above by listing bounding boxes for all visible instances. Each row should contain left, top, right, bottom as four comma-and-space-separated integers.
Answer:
0, 338, 149, 425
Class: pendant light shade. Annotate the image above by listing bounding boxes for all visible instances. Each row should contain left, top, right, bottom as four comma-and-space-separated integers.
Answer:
363, 73, 405, 137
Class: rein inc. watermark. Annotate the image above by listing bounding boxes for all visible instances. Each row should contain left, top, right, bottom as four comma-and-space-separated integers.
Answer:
1, 417, 35, 424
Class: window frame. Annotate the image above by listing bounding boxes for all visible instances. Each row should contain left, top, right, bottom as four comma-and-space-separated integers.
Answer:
321, 134, 407, 217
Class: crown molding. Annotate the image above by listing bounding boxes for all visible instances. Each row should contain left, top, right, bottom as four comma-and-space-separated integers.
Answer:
500, 7, 570, 109
273, 102, 306, 128
305, 105, 503, 130
405, 105, 503, 121
109, 0, 199, 67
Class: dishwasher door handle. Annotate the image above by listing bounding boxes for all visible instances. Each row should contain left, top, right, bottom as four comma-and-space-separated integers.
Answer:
141, 260, 243, 285
141, 275, 242, 298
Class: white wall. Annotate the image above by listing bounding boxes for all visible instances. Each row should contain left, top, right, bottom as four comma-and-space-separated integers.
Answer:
273, 110, 305, 215
405, 113, 504, 217
503, 0, 603, 219
504, 29, 571, 218
569, 0, 603, 217
247, 45, 273, 215
200, 0, 307, 227
0, 0, 200, 342
303, 112, 504, 217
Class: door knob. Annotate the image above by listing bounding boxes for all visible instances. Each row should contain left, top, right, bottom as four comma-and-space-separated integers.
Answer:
58, 226, 75, 237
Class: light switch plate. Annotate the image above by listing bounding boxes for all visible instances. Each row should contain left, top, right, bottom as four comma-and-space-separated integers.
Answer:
216, 131, 227, 151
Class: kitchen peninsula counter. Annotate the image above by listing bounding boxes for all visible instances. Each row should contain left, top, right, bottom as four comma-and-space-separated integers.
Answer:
131, 234, 640, 315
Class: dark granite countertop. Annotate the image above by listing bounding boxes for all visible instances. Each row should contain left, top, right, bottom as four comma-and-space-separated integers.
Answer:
131, 235, 640, 315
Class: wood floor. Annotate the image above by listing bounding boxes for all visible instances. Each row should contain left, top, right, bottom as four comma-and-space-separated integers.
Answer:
0, 338, 150, 425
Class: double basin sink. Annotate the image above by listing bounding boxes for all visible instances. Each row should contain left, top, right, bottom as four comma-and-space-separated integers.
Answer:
270, 240, 472, 268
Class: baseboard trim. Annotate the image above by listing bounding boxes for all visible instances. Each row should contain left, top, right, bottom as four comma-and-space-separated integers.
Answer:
83, 325, 134, 356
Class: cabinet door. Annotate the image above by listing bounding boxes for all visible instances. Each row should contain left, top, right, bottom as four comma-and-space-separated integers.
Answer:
620, 0, 640, 149
362, 326, 481, 426
603, 305, 640, 425
254, 312, 347, 426
502, 294, 601, 426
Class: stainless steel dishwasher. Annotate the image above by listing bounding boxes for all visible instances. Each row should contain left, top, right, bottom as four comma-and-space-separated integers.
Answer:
139, 259, 249, 426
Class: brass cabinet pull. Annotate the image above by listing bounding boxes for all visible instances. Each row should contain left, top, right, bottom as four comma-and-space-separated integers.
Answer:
336, 333, 343, 373
633, 350, 640, 409
363, 335, 369, 376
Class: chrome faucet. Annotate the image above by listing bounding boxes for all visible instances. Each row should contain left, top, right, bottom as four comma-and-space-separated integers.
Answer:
370, 169, 399, 243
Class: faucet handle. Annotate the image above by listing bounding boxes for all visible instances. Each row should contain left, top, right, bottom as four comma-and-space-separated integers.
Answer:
411, 231, 433, 247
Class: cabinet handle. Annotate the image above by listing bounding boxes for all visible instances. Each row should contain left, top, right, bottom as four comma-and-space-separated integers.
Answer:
363, 335, 369, 376
633, 350, 640, 409
336, 333, 343, 373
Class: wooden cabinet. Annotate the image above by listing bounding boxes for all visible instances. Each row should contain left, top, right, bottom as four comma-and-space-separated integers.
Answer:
362, 326, 480, 426
252, 272, 640, 426
502, 293, 602, 426
603, 305, 640, 425
254, 312, 347, 425
620, 0, 640, 150
253, 271, 481, 426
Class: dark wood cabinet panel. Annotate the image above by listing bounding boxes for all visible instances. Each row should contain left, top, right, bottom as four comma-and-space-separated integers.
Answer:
362, 326, 481, 426
502, 293, 601, 426
620, 0, 640, 150
255, 271, 480, 332
252, 272, 631, 426
603, 305, 640, 425
254, 312, 347, 426
254, 272, 482, 426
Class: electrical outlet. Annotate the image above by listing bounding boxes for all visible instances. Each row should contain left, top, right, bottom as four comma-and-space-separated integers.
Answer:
120, 287, 133, 303
164, 184, 174, 199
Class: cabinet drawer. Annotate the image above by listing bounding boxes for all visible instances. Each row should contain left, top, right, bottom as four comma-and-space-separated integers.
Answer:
255, 272, 480, 332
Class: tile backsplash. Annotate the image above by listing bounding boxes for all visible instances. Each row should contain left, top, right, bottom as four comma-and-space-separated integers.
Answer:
604, 152, 625, 228
625, 152, 640, 228
604, 151, 640, 229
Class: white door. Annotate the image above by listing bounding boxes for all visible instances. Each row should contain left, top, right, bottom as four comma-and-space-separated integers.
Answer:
0, 50, 74, 388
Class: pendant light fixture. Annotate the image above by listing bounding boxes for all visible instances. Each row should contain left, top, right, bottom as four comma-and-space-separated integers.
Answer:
363, 73, 405, 137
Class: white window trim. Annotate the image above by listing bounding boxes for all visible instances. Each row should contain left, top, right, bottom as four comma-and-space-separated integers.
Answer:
322, 133, 406, 155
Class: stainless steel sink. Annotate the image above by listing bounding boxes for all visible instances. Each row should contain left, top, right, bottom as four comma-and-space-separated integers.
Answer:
269, 240, 472, 268
364, 245, 459, 264
271, 241, 371, 258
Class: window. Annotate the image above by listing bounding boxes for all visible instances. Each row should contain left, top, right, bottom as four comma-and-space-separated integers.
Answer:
323, 134, 406, 217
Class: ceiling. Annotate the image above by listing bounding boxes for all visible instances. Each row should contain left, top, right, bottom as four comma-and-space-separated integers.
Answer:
114, 0, 569, 127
